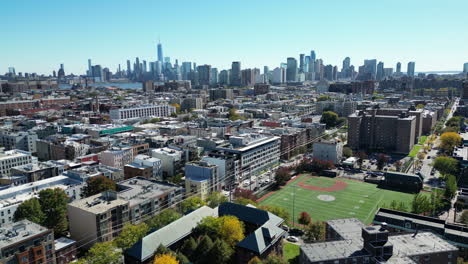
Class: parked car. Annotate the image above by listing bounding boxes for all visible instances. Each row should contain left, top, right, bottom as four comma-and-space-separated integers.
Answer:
287, 236, 299, 242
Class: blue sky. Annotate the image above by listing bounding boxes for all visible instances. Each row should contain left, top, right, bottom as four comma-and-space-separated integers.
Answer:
2, 0, 468, 75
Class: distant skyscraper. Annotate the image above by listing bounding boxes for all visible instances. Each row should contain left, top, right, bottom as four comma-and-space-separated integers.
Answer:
463, 62, 468, 73
396, 62, 402, 74
8, 67, 15, 75
219, 70, 230, 85
143, 60, 147, 73
263, 66, 270, 83
126, 60, 131, 76
157, 42, 163, 62
299, 54, 305, 73
342, 57, 351, 72
210, 68, 218, 86
376, 61, 384, 80
363, 59, 377, 80
309, 50, 316, 74
197, 65, 212, 86
88, 59, 92, 76
230, 61, 241, 86
324, 65, 333, 81
407, 62, 416, 77
181, 62, 192, 80
286, 57, 298, 82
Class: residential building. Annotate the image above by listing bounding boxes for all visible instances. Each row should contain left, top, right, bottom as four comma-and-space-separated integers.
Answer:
0, 131, 38, 153
10, 161, 64, 183
300, 218, 458, 264
0, 149, 34, 178
0, 176, 84, 226
313, 141, 343, 164
67, 191, 129, 249
0, 220, 55, 264
117, 177, 182, 224
54, 237, 77, 264
109, 105, 176, 120
100, 146, 134, 169
348, 109, 416, 154
125, 154, 162, 180
213, 134, 280, 182
185, 161, 219, 200
150, 147, 183, 178
253, 83, 270, 96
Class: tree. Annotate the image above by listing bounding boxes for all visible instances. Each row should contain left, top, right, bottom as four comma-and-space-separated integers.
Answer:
206, 192, 228, 208
147, 209, 182, 230
248, 256, 263, 264
176, 252, 190, 264
376, 153, 389, 171
320, 111, 339, 128
193, 235, 213, 263
228, 108, 244, 121
180, 196, 206, 214
264, 254, 288, 264
234, 197, 258, 206
445, 174, 458, 200
433, 156, 459, 176
218, 216, 245, 246
114, 223, 149, 250
275, 167, 291, 186
83, 176, 116, 197
355, 152, 368, 169
180, 237, 198, 259
208, 239, 234, 264
13, 198, 45, 224
154, 254, 179, 264
298, 211, 312, 225
416, 104, 425, 109
317, 95, 331, 102
170, 103, 181, 113
411, 193, 432, 214
304, 221, 326, 243
233, 188, 258, 201
38, 188, 69, 237
259, 205, 290, 222
84, 241, 122, 264
440, 132, 462, 153
343, 147, 353, 158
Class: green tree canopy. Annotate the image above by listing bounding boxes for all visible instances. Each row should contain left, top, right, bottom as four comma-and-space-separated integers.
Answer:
82, 241, 122, 264
114, 223, 149, 250
13, 198, 45, 224
445, 174, 458, 200
433, 156, 459, 176
83, 176, 116, 197
320, 111, 339, 128
208, 239, 234, 264
206, 192, 228, 208
258, 205, 290, 223
439, 132, 462, 153
411, 193, 432, 214
38, 188, 69, 237
180, 196, 206, 214
304, 221, 326, 243
147, 209, 182, 230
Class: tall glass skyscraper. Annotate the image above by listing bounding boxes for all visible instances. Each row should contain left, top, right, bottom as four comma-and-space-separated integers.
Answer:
157, 42, 163, 62
230, 61, 241, 86
407, 62, 415, 77
286, 57, 298, 82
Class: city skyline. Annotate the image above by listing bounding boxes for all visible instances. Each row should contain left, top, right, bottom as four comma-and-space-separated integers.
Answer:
2, 0, 468, 74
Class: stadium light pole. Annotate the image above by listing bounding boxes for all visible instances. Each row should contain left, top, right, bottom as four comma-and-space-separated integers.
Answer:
292, 185, 296, 227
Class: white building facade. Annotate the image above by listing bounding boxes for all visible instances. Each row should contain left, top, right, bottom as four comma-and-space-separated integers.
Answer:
110, 105, 176, 120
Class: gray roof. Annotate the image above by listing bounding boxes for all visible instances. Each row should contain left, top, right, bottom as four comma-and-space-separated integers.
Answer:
126, 206, 217, 262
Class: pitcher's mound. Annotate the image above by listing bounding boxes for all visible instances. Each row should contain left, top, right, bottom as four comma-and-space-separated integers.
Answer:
317, 194, 335, 202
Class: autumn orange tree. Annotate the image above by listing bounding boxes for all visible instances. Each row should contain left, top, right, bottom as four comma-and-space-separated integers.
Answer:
154, 254, 179, 264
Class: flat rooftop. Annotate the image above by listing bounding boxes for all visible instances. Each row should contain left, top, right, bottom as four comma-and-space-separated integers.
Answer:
0, 220, 49, 249
117, 178, 179, 207
68, 192, 128, 214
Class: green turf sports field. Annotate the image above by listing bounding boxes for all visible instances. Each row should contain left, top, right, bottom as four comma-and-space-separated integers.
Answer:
259, 174, 419, 224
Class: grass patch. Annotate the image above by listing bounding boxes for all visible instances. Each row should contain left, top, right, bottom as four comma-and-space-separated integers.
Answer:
283, 242, 300, 262
408, 145, 422, 158
418, 136, 428, 145
259, 174, 421, 224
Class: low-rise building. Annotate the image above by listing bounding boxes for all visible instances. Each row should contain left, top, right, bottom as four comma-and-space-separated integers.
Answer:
313, 141, 343, 164
0, 149, 35, 178
0, 131, 38, 153
100, 146, 134, 169
300, 218, 459, 264
0, 175, 84, 226
151, 148, 183, 178
54, 237, 77, 264
185, 161, 220, 200
67, 191, 130, 249
0, 220, 55, 264
109, 105, 176, 120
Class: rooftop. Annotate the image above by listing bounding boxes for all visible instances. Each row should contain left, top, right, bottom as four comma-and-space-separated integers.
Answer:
117, 178, 180, 207
68, 191, 128, 214
0, 220, 50, 249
